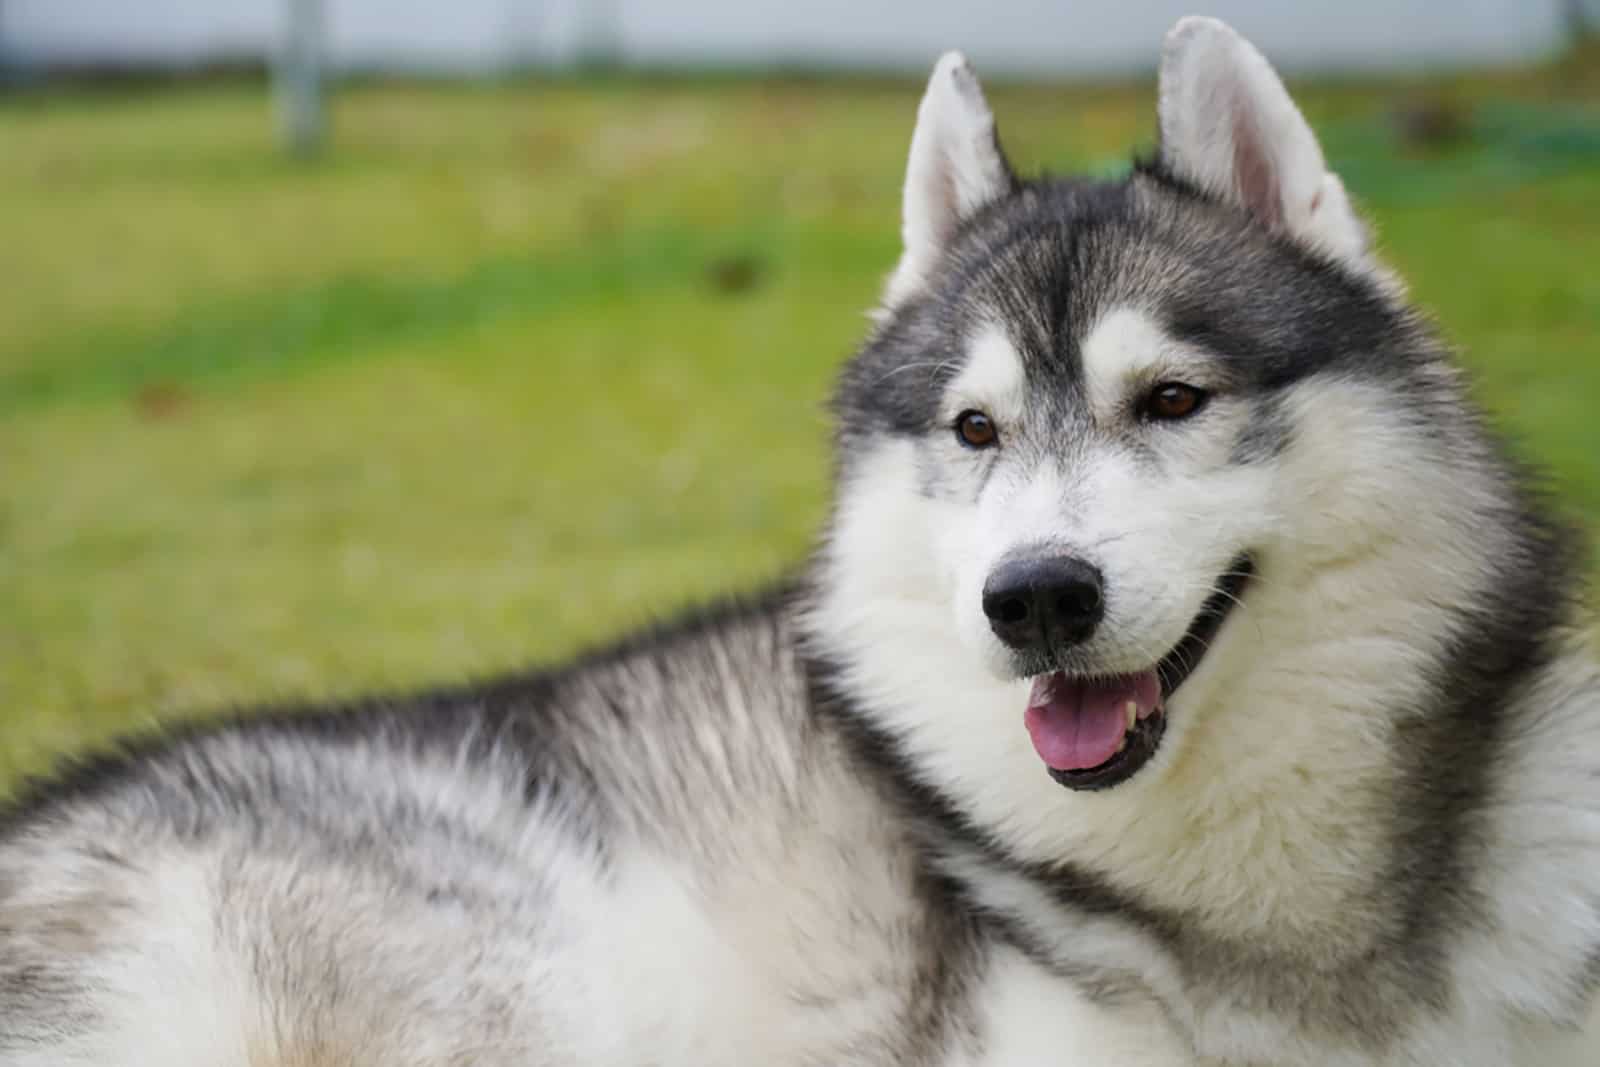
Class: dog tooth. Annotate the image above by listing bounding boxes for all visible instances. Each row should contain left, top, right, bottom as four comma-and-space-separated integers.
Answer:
1116, 736, 1127, 754
1125, 701, 1138, 731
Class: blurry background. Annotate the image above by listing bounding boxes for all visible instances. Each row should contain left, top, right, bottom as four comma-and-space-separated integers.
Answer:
3, 1, 1599, 789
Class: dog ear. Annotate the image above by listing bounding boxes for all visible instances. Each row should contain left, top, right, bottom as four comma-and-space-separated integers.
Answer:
1157, 17, 1368, 267
880, 52, 1015, 315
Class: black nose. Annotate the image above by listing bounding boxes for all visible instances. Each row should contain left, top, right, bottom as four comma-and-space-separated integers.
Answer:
982, 555, 1105, 652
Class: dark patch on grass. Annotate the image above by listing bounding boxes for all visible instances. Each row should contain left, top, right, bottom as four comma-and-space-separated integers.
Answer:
704, 252, 768, 296
133, 381, 190, 420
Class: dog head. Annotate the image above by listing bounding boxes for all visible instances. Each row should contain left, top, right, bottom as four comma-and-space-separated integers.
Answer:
807, 18, 1491, 860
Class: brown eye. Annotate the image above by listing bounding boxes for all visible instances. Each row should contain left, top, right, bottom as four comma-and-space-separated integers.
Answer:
955, 410, 999, 449
1142, 382, 1208, 422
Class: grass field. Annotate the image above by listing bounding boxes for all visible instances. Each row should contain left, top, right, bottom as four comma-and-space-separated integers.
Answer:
4, 57, 1600, 791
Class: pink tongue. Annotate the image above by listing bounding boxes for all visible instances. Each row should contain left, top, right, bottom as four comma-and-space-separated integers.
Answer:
1024, 670, 1161, 772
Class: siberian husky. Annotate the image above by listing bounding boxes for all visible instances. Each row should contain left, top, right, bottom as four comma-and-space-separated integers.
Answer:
4, 16, 1600, 1066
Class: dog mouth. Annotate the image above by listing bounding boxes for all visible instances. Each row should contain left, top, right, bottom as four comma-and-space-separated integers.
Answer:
1024, 554, 1255, 792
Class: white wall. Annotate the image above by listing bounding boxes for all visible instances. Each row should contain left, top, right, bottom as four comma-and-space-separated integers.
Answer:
0, 0, 1574, 76
1, 0, 276, 67
610, 0, 1569, 74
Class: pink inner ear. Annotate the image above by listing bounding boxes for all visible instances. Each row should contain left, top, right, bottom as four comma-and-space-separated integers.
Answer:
930, 144, 962, 245
1230, 98, 1282, 229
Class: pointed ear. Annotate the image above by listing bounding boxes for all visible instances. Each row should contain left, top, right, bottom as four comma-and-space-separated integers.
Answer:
880, 52, 1014, 314
1158, 17, 1368, 267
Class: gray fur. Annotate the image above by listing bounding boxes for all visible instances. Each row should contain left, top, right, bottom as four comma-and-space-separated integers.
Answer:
829, 161, 1584, 1051
1, 602, 983, 1064
4, 21, 1600, 1067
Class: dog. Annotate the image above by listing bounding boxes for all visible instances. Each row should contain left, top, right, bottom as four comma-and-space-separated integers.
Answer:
4, 16, 1599, 1066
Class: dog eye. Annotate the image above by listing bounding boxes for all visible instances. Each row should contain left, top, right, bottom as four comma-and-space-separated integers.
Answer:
954, 410, 999, 449
1141, 383, 1208, 422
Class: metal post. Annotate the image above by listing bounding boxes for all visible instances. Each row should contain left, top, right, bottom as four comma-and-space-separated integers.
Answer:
577, 0, 621, 69
1567, 0, 1597, 41
277, 0, 325, 158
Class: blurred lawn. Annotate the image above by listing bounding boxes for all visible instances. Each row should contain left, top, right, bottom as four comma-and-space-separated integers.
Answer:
4, 60, 1600, 790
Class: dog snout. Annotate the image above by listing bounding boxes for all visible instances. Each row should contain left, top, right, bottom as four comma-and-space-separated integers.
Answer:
981, 554, 1105, 653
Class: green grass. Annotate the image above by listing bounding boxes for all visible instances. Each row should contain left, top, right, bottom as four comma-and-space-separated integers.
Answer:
4, 63, 1600, 790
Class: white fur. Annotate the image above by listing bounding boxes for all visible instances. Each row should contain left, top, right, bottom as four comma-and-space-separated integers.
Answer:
811, 296, 1600, 1061
947, 305, 1281, 686
957, 946, 1193, 1067
944, 321, 1026, 427
5, 753, 938, 1067
881, 52, 1011, 313
2, 857, 255, 1067
1080, 306, 1214, 416
1159, 16, 1369, 269
8, 18, 1599, 1067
